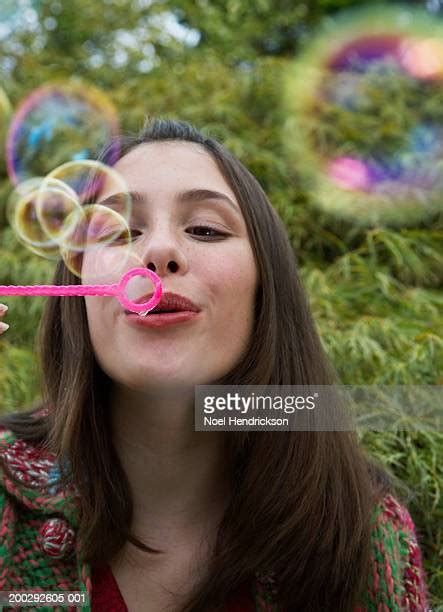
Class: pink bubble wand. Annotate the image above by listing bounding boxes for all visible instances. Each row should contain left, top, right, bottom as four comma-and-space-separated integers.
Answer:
0, 267, 162, 315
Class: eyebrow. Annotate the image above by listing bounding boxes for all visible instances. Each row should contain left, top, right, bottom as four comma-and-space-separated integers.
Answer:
98, 189, 241, 217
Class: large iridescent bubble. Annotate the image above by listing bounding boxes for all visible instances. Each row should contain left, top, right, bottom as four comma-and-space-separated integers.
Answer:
282, 5, 443, 226
6, 81, 120, 186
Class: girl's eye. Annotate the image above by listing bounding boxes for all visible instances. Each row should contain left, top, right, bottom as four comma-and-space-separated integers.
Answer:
187, 225, 228, 239
110, 225, 228, 244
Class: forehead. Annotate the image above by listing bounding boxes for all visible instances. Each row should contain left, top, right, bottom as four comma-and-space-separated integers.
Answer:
99, 141, 235, 199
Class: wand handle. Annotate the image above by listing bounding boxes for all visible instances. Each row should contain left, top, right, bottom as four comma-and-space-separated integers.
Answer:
0, 267, 162, 314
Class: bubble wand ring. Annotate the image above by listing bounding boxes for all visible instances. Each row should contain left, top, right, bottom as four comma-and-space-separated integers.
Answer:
0, 267, 162, 315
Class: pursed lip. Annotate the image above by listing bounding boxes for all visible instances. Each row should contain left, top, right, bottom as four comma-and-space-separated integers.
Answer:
124, 310, 201, 328
124, 291, 201, 315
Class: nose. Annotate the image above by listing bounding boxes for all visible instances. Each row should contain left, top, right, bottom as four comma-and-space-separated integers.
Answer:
132, 224, 188, 278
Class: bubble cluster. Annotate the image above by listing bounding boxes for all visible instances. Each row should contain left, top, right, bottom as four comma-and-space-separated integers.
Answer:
6, 167, 157, 305
6, 159, 140, 282
283, 6, 443, 226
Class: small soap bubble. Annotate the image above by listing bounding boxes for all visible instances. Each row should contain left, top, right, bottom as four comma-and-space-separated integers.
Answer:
6, 179, 61, 260
60, 204, 134, 280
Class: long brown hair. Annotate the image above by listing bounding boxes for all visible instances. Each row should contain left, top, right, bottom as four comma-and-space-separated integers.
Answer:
0, 117, 397, 611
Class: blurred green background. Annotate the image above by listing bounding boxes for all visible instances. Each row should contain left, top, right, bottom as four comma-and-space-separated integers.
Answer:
0, 0, 441, 607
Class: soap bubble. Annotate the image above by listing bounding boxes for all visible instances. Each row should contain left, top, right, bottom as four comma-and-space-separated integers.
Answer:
6, 81, 119, 186
283, 6, 443, 226
59, 203, 135, 280
6, 178, 66, 260
44, 160, 131, 215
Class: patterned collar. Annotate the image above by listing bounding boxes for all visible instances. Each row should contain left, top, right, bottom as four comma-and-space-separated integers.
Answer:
0, 426, 80, 527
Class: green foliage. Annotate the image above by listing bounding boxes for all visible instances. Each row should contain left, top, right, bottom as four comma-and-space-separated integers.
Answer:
0, 0, 441, 605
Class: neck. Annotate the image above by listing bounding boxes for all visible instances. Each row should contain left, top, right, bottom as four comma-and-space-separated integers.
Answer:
110, 383, 232, 546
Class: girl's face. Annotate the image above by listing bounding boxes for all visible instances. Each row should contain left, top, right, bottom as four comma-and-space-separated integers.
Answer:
82, 142, 259, 391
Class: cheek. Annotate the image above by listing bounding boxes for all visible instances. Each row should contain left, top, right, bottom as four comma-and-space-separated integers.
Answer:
202, 247, 257, 322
